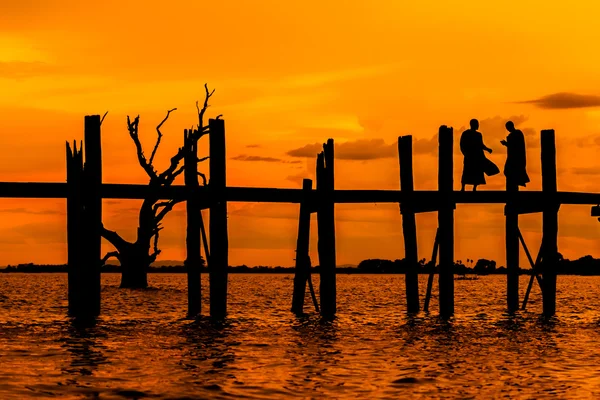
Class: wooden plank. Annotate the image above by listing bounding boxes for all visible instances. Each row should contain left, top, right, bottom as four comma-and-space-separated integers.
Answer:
184, 129, 202, 317
438, 125, 454, 318
541, 129, 558, 317
1, 181, 600, 206
398, 135, 419, 313
209, 118, 228, 319
291, 179, 313, 314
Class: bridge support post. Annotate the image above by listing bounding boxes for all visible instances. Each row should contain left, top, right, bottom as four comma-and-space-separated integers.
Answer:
209, 118, 228, 319
438, 126, 454, 318
66, 115, 102, 318
84, 115, 102, 317
317, 139, 336, 319
184, 129, 202, 318
291, 179, 313, 314
541, 129, 558, 317
66, 141, 83, 316
398, 135, 420, 313
506, 184, 520, 313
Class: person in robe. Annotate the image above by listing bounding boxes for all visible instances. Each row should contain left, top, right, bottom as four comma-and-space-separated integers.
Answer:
460, 119, 494, 191
501, 121, 530, 188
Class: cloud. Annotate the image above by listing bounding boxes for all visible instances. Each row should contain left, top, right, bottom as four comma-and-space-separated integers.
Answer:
286, 143, 323, 158
0, 208, 64, 216
287, 139, 397, 160
518, 92, 600, 109
245, 144, 261, 148
286, 172, 311, 185
573, 135, 600, 148
570, 167, 600, 176
231, 154, 301, 163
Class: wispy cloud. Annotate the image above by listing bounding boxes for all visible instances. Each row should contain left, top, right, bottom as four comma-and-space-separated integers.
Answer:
287, 139, 397, 160
0, 207, 64, 215
231, 154, 301, 164
517, 92, 600, 109
571, 167, 600, 176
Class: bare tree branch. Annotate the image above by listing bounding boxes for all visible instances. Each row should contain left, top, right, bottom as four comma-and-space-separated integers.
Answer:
100, 111, 109, 125
197, 156, 209, 163
198, 172, 208, 186
157, 148, 185, 184
155, 199, 184, 224
197, 83, 216, 131
169, 165, 186, 183
101, 251, 120, 265
127, 115, 157, 180
101, 224, 132, 252
149, 108, 177, 166
153, 201, 173, 212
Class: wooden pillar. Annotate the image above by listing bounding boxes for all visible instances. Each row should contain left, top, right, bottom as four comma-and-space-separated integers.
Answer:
438, 125, 454, 318
184, 129, 202, 317
291, 179, 313, 314
209, 118, 228, 319
317, 139, 336, 319
82, 115, 102, 317
66, 141, 83, 316
541, 129, 558, 317
506, 183, 519, 313
398, 135, 420, 313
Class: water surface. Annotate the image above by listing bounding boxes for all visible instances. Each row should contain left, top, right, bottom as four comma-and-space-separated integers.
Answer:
1, 273, 600, 399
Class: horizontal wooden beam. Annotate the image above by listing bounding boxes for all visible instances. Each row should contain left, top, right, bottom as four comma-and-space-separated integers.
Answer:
0, 182, 600, 205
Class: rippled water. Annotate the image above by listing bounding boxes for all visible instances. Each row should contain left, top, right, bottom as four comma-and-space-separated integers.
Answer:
1, 273, 600, 399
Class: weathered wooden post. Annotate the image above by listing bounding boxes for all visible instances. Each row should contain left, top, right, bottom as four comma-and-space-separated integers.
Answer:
184, 129, 202, 317
505, 182, 520, 313
438, 126, 454, 317
291, 178, 313, 314
398, 135, 420, 313
317, 139, 336, 318
82, 115, 102, 317
66, 141, 83, 316
209, 118, 228, 319
541, 129, 558, 316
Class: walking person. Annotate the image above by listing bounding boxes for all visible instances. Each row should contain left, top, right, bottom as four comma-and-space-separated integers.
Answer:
501, 121, 530, 188
460, 119, 496, 191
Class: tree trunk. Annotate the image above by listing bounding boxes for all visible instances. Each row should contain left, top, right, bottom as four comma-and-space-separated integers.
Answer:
119, 242, 151, 289
120, 257, 149, 288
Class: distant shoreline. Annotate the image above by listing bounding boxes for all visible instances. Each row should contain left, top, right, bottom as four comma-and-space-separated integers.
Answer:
2, 264, 600, 276
3, 255, 600, 275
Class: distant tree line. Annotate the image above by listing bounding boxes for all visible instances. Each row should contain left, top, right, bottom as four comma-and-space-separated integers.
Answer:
3, 255, 600, 275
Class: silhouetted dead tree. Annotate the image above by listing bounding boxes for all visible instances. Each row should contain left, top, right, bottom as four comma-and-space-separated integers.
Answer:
101, 85, 216, 288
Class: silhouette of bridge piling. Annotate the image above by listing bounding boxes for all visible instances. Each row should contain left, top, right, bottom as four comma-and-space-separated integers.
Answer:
3, 114, 600, 319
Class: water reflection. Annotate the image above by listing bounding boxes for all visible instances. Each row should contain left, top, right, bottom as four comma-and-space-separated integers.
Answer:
58, 317, 109, 376
176, 317, 238, 396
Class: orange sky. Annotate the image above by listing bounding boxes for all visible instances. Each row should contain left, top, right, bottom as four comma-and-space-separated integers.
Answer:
2, 1, 600, 267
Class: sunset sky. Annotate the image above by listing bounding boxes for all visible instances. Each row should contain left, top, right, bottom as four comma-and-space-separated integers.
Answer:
2, 1, 600, 267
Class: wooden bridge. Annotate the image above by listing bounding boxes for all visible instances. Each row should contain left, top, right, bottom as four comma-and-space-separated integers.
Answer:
3, 115, 600, 319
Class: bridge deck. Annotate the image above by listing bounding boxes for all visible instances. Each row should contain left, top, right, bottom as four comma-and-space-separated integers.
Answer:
0, 182, 599, 205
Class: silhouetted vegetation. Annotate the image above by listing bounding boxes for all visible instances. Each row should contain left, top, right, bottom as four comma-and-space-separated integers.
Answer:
5, 255, 600, 275
100, 85, 217, 289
